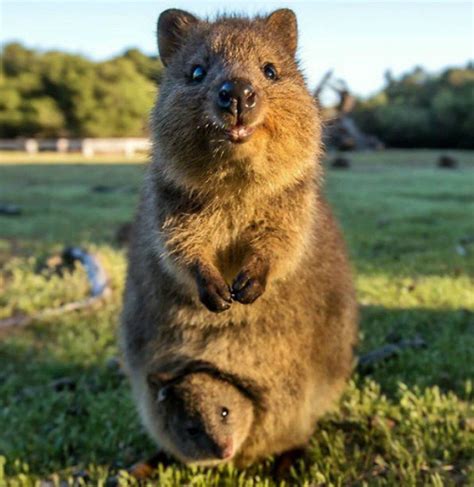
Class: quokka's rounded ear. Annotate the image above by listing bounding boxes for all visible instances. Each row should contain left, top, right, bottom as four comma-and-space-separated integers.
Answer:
157, 9, 199, 66
147, 370, 174, 389
265, 9, 298, 57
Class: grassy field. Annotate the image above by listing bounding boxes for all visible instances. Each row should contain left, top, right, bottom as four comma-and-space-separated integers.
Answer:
0, 150, 473, 486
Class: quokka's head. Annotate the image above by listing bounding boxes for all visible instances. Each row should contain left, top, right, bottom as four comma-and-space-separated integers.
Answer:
146, 367, 255, 466
152, 9, 321, 193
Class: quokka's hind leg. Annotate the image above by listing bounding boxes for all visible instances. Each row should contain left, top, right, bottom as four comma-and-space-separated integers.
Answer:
128, 451, 175, 480
108, 451, 175, 485
272, 447, 309, 480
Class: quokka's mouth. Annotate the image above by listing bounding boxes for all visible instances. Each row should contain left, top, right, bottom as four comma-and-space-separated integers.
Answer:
224, 124, 256, 144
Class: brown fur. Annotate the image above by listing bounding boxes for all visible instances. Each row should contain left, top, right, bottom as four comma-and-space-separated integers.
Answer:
146, 366, 255, 465
120, 8, 358, 468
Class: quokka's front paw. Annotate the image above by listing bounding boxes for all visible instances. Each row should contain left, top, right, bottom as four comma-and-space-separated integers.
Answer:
195, 264, 232, 313
231, 257, 269, 304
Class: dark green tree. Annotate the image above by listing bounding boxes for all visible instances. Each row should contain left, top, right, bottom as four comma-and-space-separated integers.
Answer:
0, 42, 160, 138
353, 64, 474, 148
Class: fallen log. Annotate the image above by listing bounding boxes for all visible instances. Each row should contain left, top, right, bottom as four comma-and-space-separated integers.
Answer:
357, 336, 427, 374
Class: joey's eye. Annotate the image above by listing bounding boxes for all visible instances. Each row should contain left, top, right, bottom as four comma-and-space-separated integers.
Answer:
221, 407, 229, 419
191, 65, 206, 82
263, 63, 278, 81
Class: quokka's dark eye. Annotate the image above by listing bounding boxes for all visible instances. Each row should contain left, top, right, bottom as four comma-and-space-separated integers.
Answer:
221, 407, 229, 419
263, 63, 278, 81
191, 65, 206, 82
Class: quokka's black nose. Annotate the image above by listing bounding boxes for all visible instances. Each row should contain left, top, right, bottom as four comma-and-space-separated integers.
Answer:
217, 79, 258, 118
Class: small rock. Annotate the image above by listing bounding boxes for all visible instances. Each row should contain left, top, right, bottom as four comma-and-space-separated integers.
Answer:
0, 203, 22, 216
331, 156, 351, 169
438, 155, 458, 169
91, 184, 115, 193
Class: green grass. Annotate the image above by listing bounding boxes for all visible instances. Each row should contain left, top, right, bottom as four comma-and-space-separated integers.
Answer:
0, 150, 473, 486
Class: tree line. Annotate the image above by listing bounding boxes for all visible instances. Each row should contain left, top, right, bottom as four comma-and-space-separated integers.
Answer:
1, 43, 473, 148
0, 43, 162, 138
353, 64, 474, 148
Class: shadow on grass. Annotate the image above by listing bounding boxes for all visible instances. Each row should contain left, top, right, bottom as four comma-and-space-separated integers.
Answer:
1, 158, 472, 480
356, 305, 473, 395
0, 305, 472, 477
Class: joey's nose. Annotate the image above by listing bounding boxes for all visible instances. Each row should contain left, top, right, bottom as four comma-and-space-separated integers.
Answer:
216, 439, 233, 459
217, 79, 258, 117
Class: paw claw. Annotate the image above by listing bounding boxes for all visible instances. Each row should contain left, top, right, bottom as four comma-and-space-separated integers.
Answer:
232, 280, 264, 304
195, 264, 232, 313
231, 266, 267, 305
231, 272, 249, 293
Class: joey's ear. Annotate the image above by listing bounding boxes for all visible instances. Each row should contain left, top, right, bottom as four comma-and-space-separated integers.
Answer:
265, 9, 298, 57
158, 9, 199, 66
147, 370, 174, 389
147, 358, 212, 390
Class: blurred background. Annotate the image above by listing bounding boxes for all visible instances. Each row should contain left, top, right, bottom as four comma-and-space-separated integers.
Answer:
1, 0, 473, 149
1, 1, 473, 484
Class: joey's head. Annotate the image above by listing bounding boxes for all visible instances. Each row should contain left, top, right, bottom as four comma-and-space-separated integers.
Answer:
153, 9, 321, 193
147, 369, 255, 465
